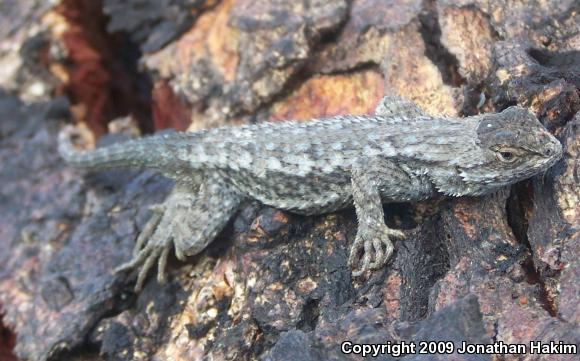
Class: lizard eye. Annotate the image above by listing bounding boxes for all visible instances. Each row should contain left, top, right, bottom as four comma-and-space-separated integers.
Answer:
497, 151, 516, 163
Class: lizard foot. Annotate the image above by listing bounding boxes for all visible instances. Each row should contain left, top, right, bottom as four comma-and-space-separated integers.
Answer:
114, 195, 195, 291
347, 225, 404, 277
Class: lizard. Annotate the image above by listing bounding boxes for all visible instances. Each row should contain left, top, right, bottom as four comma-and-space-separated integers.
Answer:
58, 96, 563, 291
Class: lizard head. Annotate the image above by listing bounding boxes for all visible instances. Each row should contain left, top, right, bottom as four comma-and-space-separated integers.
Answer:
465, 106, 562, 189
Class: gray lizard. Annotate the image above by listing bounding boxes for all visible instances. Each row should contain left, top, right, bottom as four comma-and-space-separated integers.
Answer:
58, 96, 563, 291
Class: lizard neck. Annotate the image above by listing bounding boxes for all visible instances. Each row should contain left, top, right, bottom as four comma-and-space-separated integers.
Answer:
428, 170, 496, 197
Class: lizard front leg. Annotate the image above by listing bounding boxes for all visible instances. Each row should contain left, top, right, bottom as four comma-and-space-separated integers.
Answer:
348, 157, 406, 276
115, 177, 244, 291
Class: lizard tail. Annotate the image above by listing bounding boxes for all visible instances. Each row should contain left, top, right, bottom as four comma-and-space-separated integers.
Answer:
58, 125, 190, 172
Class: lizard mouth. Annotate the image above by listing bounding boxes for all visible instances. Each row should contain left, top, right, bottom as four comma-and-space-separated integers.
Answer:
527, 135, 562, 168
535, 148, 562, 172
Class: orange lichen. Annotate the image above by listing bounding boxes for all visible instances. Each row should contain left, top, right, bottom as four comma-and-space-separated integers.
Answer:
206, 0, 240, 82
452, 200, 478, 239
383, 274, 402, 318
270, 70, 385, 121
153, 0, 240, 83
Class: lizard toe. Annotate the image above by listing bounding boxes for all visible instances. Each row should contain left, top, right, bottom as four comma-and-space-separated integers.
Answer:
135, 247, 162, 292
115, 229, 174, 291
348, 226, 397, 275
133, 211, 163, 256
368, 235, 394, 270
114, 242, 154, 274
347, 234, 365, 269
386, 229, 405, 239
348, 234, 374, 277
157, 242, 171, 284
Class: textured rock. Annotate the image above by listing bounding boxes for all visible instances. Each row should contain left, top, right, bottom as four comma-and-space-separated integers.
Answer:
0, 92, 172, 361
0, 0, 56, 101
438, 5, 495, 84
103, 0, 218, 53
145, 0, 349, 129
49, 0, 154, 136
490, 40, 580, 124
438, 0, 577, 40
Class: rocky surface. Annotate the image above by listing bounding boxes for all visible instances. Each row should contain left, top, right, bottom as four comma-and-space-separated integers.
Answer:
0, 1, 578, 360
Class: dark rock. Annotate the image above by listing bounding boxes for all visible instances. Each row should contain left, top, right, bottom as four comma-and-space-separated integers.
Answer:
103, 0, 216, 53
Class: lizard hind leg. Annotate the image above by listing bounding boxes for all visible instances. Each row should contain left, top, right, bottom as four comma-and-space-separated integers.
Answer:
115, 180, 243, 291
113, 191, 193, 291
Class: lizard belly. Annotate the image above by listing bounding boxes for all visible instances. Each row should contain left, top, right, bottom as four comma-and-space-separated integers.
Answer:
219, 167, 435, 215
377, 173, 435, 202
220, 168, 354, 215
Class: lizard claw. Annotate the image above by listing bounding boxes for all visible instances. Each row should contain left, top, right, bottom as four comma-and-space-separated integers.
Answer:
114, 235, 172, 292
114, 191, 200, 291
114, 203, 180, 292
348, 225, 403, 277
